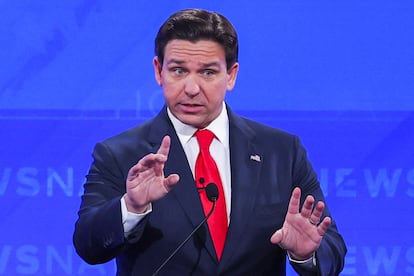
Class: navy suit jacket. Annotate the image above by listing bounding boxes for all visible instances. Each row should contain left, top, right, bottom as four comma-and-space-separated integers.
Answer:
74, 106, 346, 275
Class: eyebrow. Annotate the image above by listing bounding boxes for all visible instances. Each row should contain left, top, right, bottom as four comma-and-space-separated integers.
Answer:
166, 59, 184, 65
166, 59, 221, 68
202, 62, 221, 68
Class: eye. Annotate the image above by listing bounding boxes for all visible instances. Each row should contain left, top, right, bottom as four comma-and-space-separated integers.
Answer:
168, 67, 187, 77
202, 69, 216, 77
171, 67, 186, 75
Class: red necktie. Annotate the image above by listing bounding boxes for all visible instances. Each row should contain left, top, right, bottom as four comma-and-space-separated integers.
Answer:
195, 129, 228, 261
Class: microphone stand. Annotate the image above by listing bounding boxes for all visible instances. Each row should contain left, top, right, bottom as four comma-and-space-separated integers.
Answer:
152, 200, 216, 276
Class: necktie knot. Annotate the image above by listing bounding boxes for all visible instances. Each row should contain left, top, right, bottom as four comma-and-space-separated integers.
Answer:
195, 129, 215, 150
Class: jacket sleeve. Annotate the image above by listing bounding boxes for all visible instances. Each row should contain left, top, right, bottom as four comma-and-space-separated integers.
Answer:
73, 142, 147, 264
290, 136, 347, 276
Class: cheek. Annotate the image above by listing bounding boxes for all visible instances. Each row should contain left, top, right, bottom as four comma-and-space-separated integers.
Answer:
210, 83, 228, 100
205, 91, 227, 109
162, 84, 182, 102
163, 76, 184, 90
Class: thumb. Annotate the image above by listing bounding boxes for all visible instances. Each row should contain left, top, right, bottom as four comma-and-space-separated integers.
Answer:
270, 228, 284, 244
163, 174, 180, 191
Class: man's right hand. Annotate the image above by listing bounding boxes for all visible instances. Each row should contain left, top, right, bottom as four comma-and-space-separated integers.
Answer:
124, 135, 180, 213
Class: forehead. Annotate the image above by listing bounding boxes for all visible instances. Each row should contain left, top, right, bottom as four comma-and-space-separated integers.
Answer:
163, 39, 226, 66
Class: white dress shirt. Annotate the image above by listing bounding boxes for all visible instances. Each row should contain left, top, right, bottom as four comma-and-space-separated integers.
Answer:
121, 103, 231, 233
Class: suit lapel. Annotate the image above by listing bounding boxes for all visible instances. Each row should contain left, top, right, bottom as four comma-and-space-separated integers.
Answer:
219, 109, 263, 267
148, 108, 218, 261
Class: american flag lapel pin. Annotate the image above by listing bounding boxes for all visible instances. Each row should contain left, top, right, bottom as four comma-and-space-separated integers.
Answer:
250, 154, 261, 162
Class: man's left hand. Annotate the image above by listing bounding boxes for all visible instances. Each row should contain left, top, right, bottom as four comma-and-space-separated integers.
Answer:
270, 187, 331, 260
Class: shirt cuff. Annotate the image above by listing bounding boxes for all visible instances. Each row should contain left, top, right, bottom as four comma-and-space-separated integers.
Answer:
288, 251, 317, 268
120, 196, 152, 235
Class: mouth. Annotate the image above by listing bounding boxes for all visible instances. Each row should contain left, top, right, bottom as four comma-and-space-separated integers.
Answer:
182, 103, 202, 107
179, 103, 204, 113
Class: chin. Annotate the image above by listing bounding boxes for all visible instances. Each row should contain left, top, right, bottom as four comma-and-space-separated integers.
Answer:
179, 117, 206, 129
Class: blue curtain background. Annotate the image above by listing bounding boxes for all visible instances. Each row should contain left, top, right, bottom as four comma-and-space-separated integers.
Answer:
1, 1, 413, 275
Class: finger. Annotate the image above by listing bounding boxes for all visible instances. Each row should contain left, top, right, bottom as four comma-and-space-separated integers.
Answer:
300, 195, 315, 219
139, 153, 167, 168
287, 187, 301, 215
127, 163, 141, 180
157, 135, 171, 157
163, 174, 180, 191
317, 216, 332, 236
127, 153, 167, 183
270, 228, 283, 245
309, 201, 325, 225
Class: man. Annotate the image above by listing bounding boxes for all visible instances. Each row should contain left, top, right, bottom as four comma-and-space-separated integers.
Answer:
74, 8, 346, 275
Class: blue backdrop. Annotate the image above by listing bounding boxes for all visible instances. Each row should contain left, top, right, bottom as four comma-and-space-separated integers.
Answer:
1, 1, 413, 275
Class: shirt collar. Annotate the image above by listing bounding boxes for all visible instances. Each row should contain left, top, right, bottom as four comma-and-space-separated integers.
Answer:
167, 103, 229, 145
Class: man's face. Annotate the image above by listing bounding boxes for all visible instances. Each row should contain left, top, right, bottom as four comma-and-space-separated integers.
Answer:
153, 39, 239, 129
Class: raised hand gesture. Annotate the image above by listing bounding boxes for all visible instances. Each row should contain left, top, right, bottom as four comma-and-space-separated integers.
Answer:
124, 136, 180, 213
270, 187, 331, 260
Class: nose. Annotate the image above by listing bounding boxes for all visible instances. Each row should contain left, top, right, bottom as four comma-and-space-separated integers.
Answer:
184, 75, 200, 97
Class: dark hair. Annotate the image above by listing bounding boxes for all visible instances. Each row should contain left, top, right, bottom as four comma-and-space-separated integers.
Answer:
155, 9, 238, 71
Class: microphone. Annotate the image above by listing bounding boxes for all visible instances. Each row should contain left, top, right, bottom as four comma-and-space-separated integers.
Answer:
205, 182, 218, 201
152, 183, 219, 276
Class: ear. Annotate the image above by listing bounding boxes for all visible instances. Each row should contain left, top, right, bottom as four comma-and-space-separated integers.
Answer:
226, 62, 239, 91
153, 57, 162, 86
